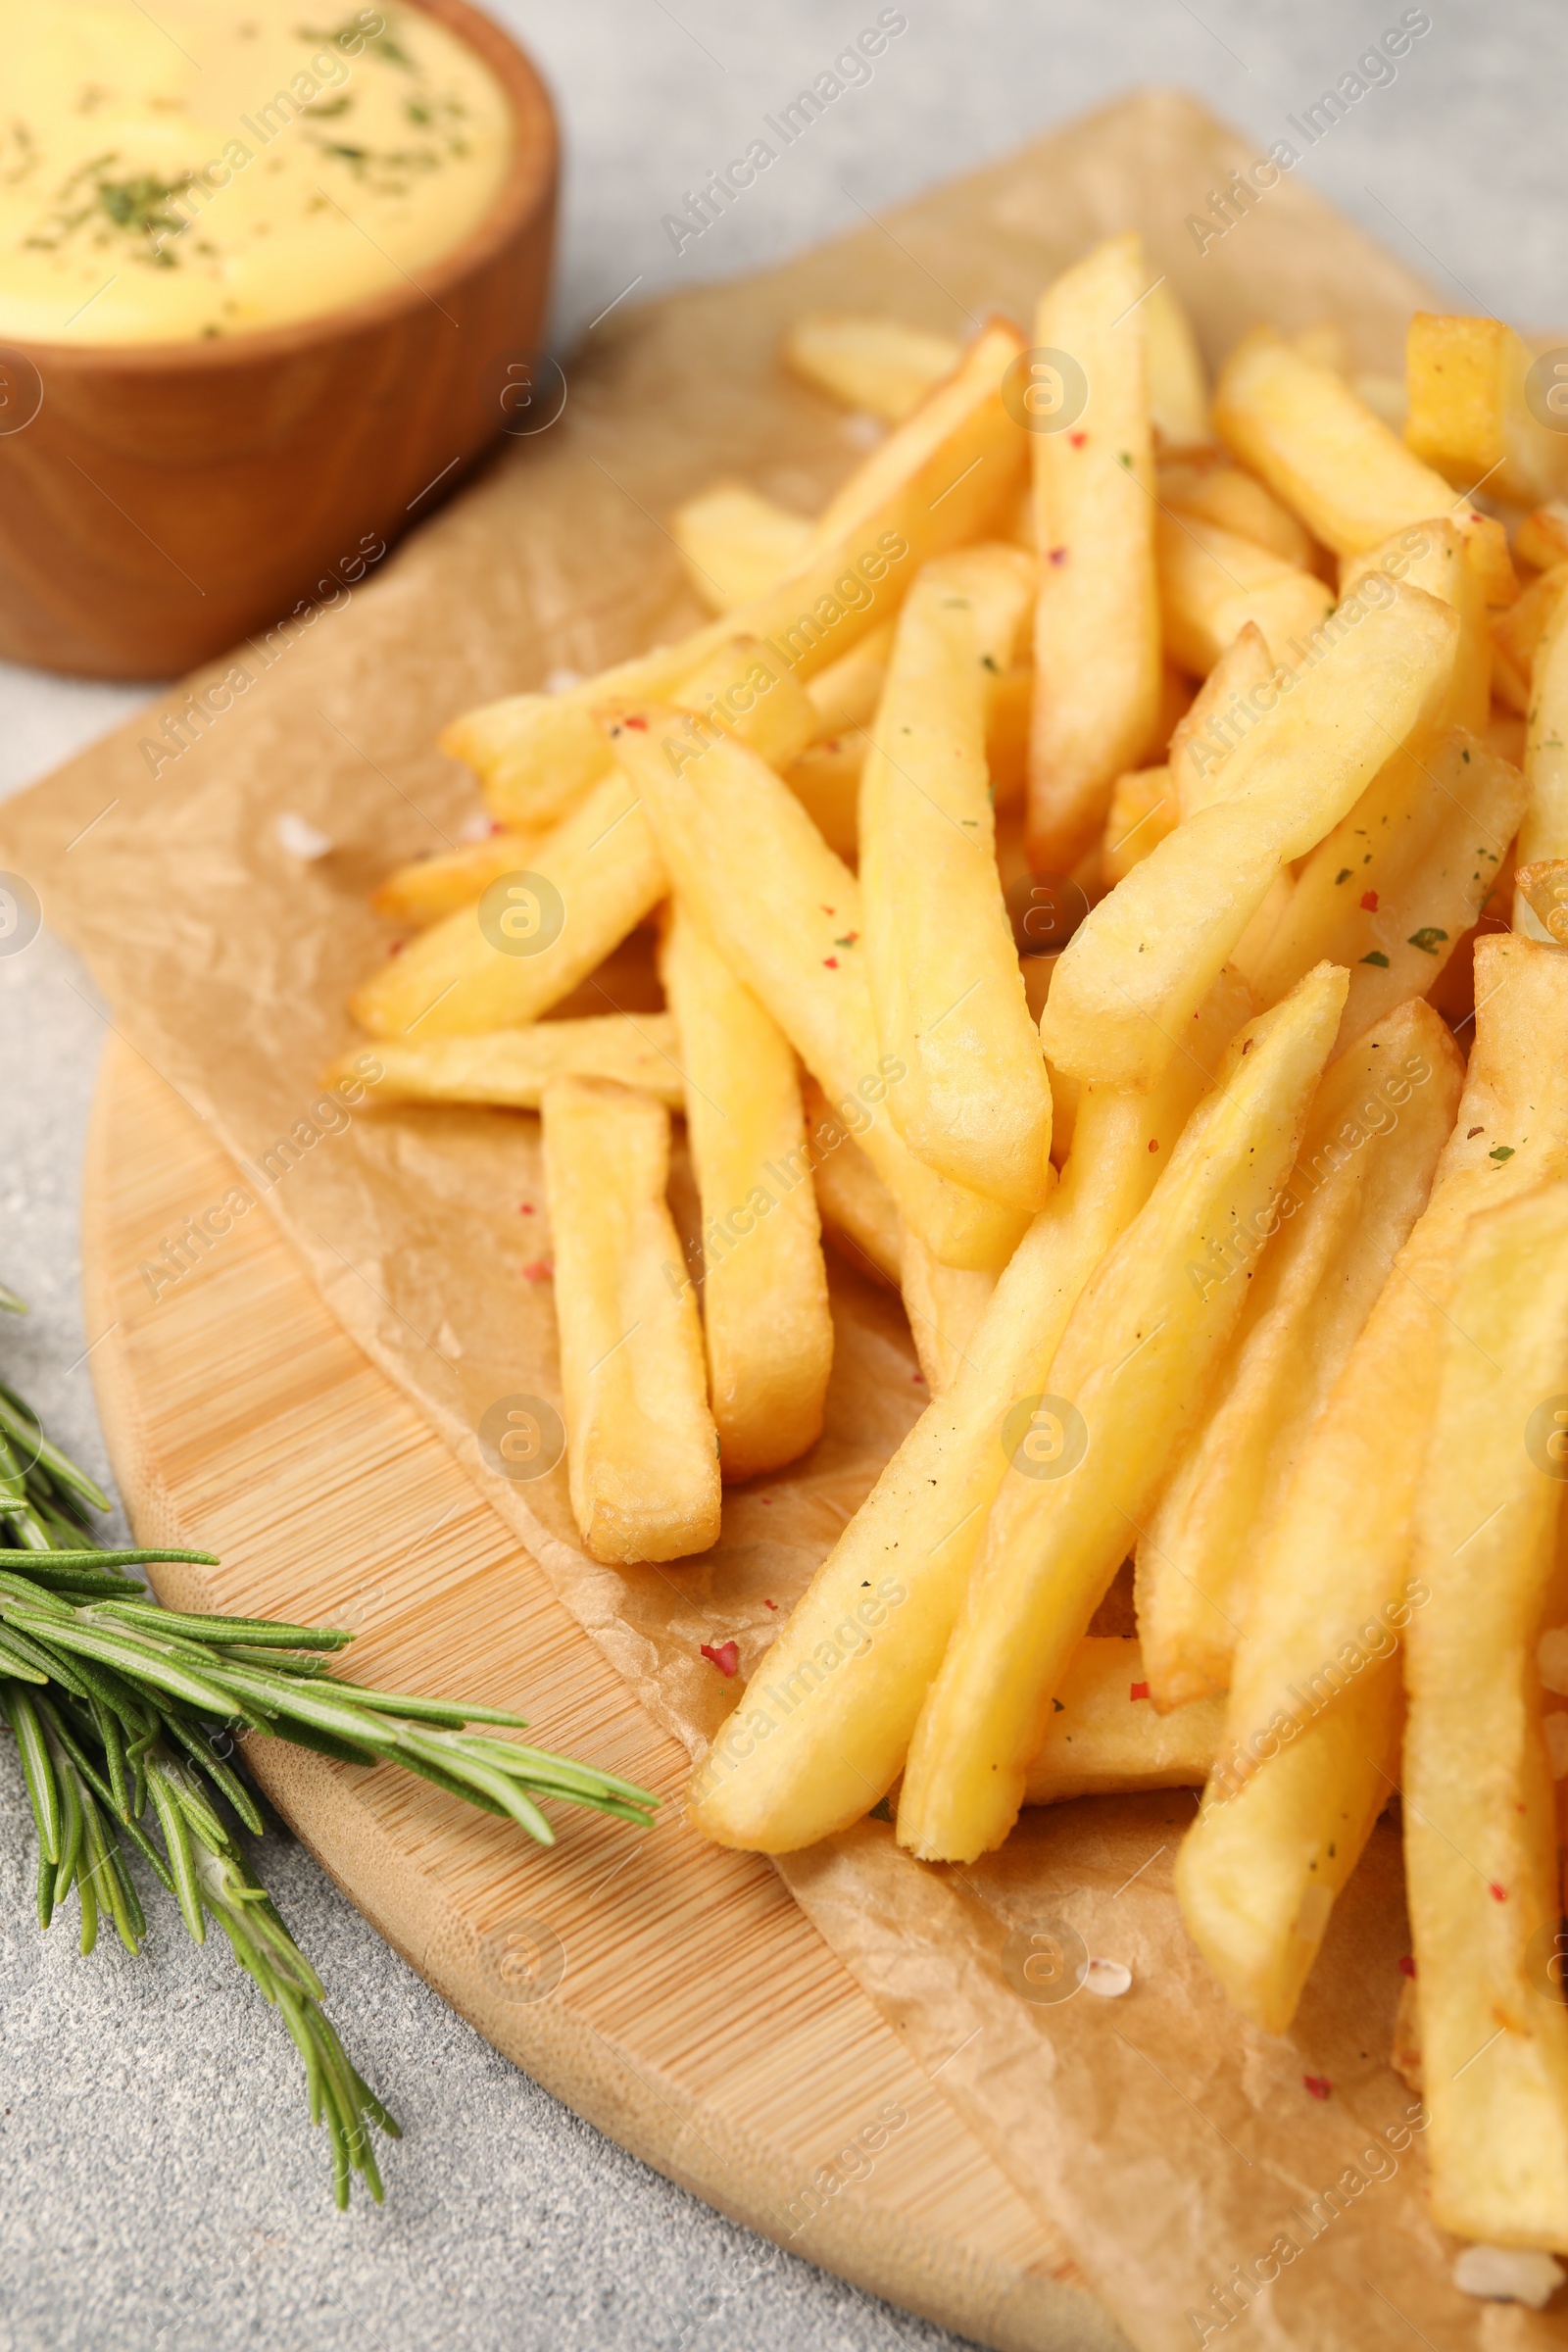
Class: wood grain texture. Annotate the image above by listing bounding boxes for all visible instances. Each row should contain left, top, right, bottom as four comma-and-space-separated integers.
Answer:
82, 1034, 1128, 2352
0, 0, 558, 679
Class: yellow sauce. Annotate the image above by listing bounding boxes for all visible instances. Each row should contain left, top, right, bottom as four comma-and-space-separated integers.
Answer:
0, 2, 513, 344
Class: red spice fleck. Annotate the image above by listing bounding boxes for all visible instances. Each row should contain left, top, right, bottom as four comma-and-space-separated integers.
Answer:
624, 714, 648, 731
823, 738, 840, 753
1068, 430, 1088, 448
836, 930, 859, 947
1361, 890, 1379, 911
821, 905, 836, 916
760, 1495, 772, 1505
1490, 1882, 1508, 1902
490, 819, 505, 836
823, 956, 839, 968
518, 1202, 535, 1215
389, 939, 406, 956
1302, 2075, 1332, 2101
1049, 545, 1068, 565
701, 1641, 740, 1677
1130, 1682, 1150, 1701
520, 1259, 554, 1282
912, 1371, 926, 1385
1148, 1138, 1158, 1152
763, 1597, 778, 1610
1398, 1955, 1416, 1978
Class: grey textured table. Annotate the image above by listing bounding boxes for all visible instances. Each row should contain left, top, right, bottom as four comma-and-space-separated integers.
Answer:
0, 6, 1562, 2348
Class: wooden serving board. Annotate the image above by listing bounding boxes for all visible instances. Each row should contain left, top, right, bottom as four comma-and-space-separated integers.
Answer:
81, 1034, 1127, 2352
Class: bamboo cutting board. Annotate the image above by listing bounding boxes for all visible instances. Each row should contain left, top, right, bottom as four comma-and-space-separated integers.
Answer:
81, 1034, 1128, 2352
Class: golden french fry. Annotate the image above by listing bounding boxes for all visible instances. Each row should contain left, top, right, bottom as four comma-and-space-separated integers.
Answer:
687, 966, 1250, 1854
1028, 233, 1162, 870
1144, 278, 1210, 453
1023, 1638, 1222, 1803
899, 1229, 997, 1398
1136, 1000, 1463, 1710
1403, 1181, 1568, 2249
605, 705, 1027, 1270
327, 1015, 685, 1108
1040, 579, 1458, 1090
444, 322, 1028, 828
1101, 765, 1176, 886
1213, 326, 1517, 609
806, 621, 896, 733
1222, 936, 1568, 1775
1157, 459, 1314, 568
1174, 1663, 1402, 2034
370, 829, 544, 928
1518, 503, 1568, 574
859, 544, 1052, 1212
1340, 517, 1493, 732
897, 963, 1347, 1864
1518, 582, 1568, 934
803, 1077, 904, 1286
1404, 311, 1568, 510
1250, 724, 1526, 1052
1155, 511, 1334, 676
541, 1078, 720, 1564
660, 904, 832, 1480
1516, 859, 1568, 947
349, 766, 665, 1039
1168, 621, 1274, 819
782, 312, 961, 423
666, 635, 822, 772
782, 731, 866, 861
1494, 563, 1568, 719
670, 482, 813, 612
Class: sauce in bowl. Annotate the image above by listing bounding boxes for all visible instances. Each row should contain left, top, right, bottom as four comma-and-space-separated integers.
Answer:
0, 1, 513, 344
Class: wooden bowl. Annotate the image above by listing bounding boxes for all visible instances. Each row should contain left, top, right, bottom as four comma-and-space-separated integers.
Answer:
0, 0, 558, 681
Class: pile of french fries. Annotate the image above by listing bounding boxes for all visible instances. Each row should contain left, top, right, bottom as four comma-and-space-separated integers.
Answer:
329, 232, 1568, 2270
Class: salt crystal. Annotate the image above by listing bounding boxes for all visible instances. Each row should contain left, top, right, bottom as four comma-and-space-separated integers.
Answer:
840, 412, 885, 450
457, 809, 493, 844
1452, 2244, 1564, 2307
275, 811, 332, 861
545, 665, 584, 694
1084, 1957, 1132, 1998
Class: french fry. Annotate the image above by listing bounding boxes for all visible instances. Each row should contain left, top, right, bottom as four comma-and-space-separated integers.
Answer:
1039, 579, 1458, 1089
782, 312, 961, 423
687, 966, 1250, 1853
897, 963, 1347, 1864
1249, 723, 1526, 1052
859, 544, 1052, 1211
605, 705, 1028, 1270
351, 636, 818, 1037
1028, 233, 1162, 870
804, 1079, 904, 1286
370, 829, 544, 927
1157, 459, 1314, 569
1212, 326, 1517, 610
670, 482, 813, 612
806, 621, 896, 732
1174, 1663, 1402, 2033
1494, 562, 1568, 718
349, 765, 666, 1039
899, 1229, 997, 1398
1403, 1181, 1568, 2249
660, 904, 832, 1480
1516, 859, 1568, 946
540, 1078, 720, 1564
327, 1015, 685, 1108
1518, 502, 1568, 574
1135, 1000, 1464, 1710
782, 731, 866, 860
1168, 620, 1275, 819
1143, 278, 1211, 453
1339, 516, 1493, 733
1155, 511, 1334, 676
444, 321, 1028, 828
1101, 766, 1176, 886
1518, 584, 1568, 936
1221, 937, 1568, 1774
1023, 1638, 1222, 1803
1404, 311, 1568, 510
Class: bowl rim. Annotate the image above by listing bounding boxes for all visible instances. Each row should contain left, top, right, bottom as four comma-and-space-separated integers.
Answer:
0, 0, 559, 375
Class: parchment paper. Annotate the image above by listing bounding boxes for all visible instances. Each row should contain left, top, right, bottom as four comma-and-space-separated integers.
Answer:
2, 86, 1550, 2352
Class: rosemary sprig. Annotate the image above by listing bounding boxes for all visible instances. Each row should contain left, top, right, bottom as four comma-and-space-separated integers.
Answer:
0, 1302, 656, 2205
